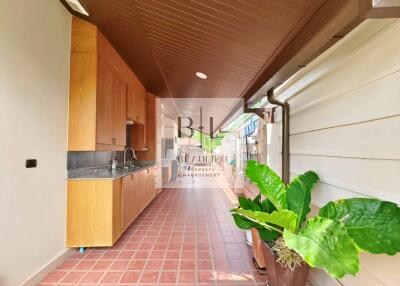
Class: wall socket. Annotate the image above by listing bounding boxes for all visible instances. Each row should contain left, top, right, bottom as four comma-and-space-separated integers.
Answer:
25, 159, 37, 168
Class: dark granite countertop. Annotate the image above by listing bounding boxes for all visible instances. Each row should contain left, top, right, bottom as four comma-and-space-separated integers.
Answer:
67, 163, 156, 181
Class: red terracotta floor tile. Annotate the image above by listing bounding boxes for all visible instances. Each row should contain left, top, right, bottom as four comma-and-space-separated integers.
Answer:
179, 271, 196, 283
42, 270, 67, 283
135, 250, 150, 259
117, 250, 135, 259
75, 260, 96, 270
146, 259, 163, 270
120, 271, 140, 283
92, 260, 112, 270
181, 260, 196, 270
139, 271, 160, 283
60, 271, 85, 283
40, 187, 265, 285
85, 251, 103, 259
127, 259, 146, 270
57, 260, 79, 270
198, 270, 215, 283
80, 272, 104, 283
198, 260, 213, 270
110, 259, 129, 270
101, 251, 120, 259
159, 271, 177, 283
163, 260, 180, 270
165, 250, 180, 259
99, 271, 123, 284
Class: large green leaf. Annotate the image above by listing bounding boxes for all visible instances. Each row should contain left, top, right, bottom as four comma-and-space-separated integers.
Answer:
245, 160, 287, 210
231, 212, 278, 242
232, 213, 253, 229
284, 217, 359, 278
238, 196, 261, 211
258, 227, 279, 241
286, 171, 319, 230
320, 198, 400, 255
261, 198, 276, 213
232, 208, 298, 233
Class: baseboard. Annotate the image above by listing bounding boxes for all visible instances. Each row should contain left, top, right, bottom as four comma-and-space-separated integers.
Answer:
21, 248, 74, 286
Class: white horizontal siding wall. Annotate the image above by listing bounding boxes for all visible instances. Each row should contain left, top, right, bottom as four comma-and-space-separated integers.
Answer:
267, 19, 400, 286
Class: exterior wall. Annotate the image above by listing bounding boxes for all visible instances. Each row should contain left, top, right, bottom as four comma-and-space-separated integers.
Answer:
0, 0, 71, 285
268, 19, 400, 286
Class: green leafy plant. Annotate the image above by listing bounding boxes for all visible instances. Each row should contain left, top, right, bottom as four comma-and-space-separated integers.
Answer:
231, 160, 400, 279
232, 194, 280, 241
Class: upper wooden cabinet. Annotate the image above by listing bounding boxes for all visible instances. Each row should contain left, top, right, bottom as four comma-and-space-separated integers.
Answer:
127, 80, 147, 125
134, 93, 157, 159
68, 17, 147, 151
96, 56, 126, 147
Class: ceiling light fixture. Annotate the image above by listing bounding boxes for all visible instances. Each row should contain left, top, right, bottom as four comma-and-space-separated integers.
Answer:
161, 104, 165, 109
65, 0, 89, 16
195, 72, 207, 79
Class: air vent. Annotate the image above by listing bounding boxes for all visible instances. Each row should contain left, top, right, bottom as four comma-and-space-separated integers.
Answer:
65, 0, 89, 16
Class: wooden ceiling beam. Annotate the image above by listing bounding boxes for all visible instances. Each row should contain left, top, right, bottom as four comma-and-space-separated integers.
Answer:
243, 0, 362, 105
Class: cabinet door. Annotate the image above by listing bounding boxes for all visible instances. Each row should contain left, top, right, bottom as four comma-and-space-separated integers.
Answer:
96, 56, 114, 145
131, 124, 146, 151
97, 56, 126, 147
122, 176, 132, 230
137, 92, 146, 125
131, 172, 140, 219
148, 168, 155, 200
144, 168, 150, 205
152, 167, 157, 196
127, 81, 138, 121
112, 75, 126, 146
122, 173, 140, 231
138, 170, 146, 212
112, 179, 123, 243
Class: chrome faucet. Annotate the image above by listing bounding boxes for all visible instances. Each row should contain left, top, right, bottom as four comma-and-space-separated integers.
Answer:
123, 148, 137, 169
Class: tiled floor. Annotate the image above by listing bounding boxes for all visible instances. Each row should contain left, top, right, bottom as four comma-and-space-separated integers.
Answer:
40, 186, 265, 285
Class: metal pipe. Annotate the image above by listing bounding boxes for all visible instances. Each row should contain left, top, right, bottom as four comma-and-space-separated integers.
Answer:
266, 89, 290, 184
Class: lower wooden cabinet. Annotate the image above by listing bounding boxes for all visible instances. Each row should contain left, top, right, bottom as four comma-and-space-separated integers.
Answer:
139, 168, 154, 212
67, 167, 157, 248
122, 172, 140, 231
67, 179, 122, 247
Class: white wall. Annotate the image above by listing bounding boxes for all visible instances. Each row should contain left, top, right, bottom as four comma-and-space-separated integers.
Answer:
0, 0, 71, 285
268, 19, 400, 286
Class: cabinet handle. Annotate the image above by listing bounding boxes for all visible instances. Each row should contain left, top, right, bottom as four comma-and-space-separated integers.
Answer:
112, 138, 117, 144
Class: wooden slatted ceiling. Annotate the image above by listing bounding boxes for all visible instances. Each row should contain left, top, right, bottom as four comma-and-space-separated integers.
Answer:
67, 0, 325, 99
134, 0, 324, 98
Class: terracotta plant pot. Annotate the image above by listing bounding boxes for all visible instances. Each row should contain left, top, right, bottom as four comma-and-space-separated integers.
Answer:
261, 240, 310, 286
251, 228, 266, 270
